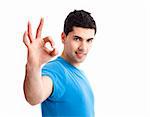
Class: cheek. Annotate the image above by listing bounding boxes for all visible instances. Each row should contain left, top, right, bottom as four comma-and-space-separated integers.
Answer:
65, 41, 75, 52
87, 44, 93, 51
69, 41, 78, 50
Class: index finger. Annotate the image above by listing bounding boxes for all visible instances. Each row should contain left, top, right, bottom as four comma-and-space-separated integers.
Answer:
36, 18, 44, 39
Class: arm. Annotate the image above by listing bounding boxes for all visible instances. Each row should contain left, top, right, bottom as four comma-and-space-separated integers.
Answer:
23, 64, 53, 105
23, 18, 58, 105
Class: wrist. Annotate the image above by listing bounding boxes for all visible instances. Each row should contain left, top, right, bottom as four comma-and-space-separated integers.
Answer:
26, 62, 41, 72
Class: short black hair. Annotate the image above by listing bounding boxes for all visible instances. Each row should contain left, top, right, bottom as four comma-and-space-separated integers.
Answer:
63, 10, 97, 36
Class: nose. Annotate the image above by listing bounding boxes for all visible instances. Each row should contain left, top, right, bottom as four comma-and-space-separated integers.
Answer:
78, 41, 87, 52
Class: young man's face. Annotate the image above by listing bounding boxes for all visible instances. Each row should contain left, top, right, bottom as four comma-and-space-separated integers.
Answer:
61, 26, 95, 67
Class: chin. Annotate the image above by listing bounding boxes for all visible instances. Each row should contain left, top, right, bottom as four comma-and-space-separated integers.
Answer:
75, 57, 86, 63
71, 53, 87, 63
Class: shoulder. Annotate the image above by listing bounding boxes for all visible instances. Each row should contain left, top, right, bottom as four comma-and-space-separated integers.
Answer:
42, 57, 67, 74
42, 57, 60, 68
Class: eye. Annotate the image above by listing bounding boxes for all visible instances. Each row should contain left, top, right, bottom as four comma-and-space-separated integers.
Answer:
73, 36, 80, 41
87, 39, 93, 43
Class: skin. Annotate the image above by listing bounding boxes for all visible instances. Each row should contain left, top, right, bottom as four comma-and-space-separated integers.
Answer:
61, 27, 95, 67
23, 18, 95, 105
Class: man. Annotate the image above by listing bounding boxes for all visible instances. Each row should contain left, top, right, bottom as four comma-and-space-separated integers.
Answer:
23, 10, 97, 117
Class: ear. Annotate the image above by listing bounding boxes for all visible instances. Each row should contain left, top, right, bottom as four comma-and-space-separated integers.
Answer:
61, 32, 66, 44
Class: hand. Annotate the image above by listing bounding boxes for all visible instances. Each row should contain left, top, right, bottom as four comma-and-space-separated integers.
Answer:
23, 18, 58, 67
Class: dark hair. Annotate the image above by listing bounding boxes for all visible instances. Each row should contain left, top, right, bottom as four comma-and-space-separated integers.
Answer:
63, 10, 97, 36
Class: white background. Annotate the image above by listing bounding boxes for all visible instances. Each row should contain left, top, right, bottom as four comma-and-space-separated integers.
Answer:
0, 0, 149, 117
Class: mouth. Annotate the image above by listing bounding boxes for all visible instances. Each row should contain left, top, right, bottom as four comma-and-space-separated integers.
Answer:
75, 51, 87, 58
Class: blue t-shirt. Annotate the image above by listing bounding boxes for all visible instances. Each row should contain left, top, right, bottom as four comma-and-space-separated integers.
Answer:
41, 56, 94, 117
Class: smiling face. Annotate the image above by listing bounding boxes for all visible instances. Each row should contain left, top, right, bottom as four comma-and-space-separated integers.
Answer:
61, 26, 95, 67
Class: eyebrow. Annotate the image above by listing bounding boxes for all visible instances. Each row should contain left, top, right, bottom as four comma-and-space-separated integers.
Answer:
74, 35, 94, 41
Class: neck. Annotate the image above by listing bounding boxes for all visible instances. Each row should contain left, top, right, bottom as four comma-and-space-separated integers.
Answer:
61, 51, 80, 67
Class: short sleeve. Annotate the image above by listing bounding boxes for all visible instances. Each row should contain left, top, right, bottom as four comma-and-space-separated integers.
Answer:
41, 62, 66, 101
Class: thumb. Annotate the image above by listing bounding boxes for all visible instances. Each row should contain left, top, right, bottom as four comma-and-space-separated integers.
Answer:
50, 48, 58, 57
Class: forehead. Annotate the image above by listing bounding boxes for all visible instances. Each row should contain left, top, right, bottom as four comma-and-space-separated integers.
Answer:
71, 26, 95, 39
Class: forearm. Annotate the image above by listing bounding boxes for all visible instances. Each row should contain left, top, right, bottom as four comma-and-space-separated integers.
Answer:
23, 18, 56, 105
23, 63, 44, 105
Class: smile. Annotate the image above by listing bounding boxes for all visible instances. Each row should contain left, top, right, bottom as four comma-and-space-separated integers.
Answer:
75, 52, 87, 58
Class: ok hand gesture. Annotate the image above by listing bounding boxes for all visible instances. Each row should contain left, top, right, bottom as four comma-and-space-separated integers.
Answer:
23, 18, 58, 67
